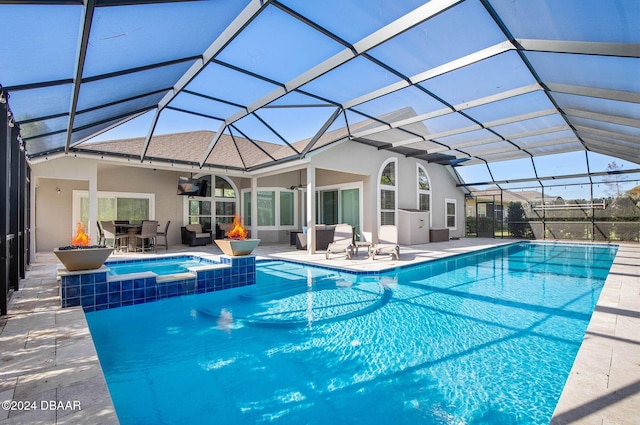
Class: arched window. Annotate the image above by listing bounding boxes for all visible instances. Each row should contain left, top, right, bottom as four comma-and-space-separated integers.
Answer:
214, 176, 235, 198
417, 164, 431, 213
213, 176, 237, 224
185, 175, 238, 231
378, 158, 397, 226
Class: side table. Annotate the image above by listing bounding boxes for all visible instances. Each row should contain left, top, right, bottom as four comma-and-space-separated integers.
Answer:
354, 241, 372, 256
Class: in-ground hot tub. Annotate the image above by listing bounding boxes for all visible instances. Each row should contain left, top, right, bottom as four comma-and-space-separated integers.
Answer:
58, 254, 257, 312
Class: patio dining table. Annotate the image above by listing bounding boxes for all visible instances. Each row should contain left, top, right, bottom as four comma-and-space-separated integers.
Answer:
115, 223, 142, 251
116, 223, 159, 252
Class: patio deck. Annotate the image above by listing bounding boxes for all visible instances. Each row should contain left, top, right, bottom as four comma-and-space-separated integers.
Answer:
0, 238, 638, 424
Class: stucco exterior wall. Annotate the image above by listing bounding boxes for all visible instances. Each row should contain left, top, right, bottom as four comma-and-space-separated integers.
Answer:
97, 164, 183, 247
32, 157, 98, 253
309, 142, 466, 238
32, 158, 185, 252
34, 177, 88, 251
30, 141, 466, 252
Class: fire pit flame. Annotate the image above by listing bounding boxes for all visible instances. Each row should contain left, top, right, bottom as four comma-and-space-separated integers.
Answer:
227, 214, 248, 240
71, 222, 91, 247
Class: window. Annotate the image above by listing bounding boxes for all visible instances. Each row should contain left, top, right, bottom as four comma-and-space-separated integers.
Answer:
189, 199, 212, 231
183, 175, 238, 227
243, 188, 296, 228
380, 162, 395, 186
258, 191, 275, 226
74, 191, 155, 232
378, 159, 397, 226
446, 198, 457, 230
417, 164, 431, 213
280, 191, 294, 226
214, 176, 236, 224
214, 176, 235, 198
243, 193, 251, 226
317, 190, 339, 225
117, 198, 149, 222
313, 186, 362, 238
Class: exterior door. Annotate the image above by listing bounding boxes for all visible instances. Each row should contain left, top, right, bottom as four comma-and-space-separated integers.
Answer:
477, 202, 495, 238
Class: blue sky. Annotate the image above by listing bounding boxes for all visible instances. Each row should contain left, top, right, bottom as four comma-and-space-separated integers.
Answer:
1, 0, 638, 200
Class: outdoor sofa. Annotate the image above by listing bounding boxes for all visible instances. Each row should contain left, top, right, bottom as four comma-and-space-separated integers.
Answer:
181, 224, 213, 246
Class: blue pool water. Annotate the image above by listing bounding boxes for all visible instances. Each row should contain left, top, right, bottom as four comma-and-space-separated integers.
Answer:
105, 256, 214, 276
86, 242, 617, 424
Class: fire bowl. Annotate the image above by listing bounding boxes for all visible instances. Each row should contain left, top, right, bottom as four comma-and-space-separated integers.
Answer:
214, 239, 261, 256
53, 246, 114, 271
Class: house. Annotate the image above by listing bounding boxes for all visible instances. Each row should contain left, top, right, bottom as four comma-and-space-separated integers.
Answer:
30, 126, 466, 254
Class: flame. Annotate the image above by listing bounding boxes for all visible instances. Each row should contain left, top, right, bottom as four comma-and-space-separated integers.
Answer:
71, 222, 91, 246
226, 214, 248, 240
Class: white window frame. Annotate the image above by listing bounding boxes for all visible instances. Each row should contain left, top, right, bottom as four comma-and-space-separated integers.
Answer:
240, 187, 298, 230
445, 198, 457, 231
308, 182, 364, 229
73, 190, 155, 234
377, 157, 398, 227
182, 174, 239, 226
416, 163, 432, 227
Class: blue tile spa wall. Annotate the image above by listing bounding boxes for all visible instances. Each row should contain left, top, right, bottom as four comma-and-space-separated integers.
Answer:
60, 255, 257, 312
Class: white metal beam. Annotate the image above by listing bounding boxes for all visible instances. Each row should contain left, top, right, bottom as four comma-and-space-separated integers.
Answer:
65, 0, 96, 154
547, 83, 640, 104
142, 0, 271, 161
343, 40, 515, 109
518, 39, 640, 58
223, 0, 464, 127
349, 83, 542, 140
199, 122, 227, 167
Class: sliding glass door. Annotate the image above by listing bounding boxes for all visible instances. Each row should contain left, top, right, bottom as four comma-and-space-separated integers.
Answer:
313, 186, 361, 239
341, 188, 360, 238
317, 190, 339, 225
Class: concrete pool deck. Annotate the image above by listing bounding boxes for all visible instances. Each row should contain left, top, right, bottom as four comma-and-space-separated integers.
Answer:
0, 238, 638, 424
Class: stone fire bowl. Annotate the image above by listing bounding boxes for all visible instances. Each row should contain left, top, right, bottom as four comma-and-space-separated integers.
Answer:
53, 247, 114, 271
214, 239, 260, 256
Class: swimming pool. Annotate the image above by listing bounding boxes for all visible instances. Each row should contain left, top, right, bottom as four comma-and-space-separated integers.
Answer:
86, 242, 617, 424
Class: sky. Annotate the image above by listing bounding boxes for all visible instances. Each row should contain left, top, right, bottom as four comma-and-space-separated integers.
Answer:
1, 0, 638, 202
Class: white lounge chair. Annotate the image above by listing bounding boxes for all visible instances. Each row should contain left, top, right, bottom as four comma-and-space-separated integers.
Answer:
372, 225, 400, 260
325, 224, 354, 260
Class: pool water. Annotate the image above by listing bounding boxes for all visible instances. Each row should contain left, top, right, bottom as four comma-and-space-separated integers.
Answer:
86, 242, 617, 424
105, 257, 212, 276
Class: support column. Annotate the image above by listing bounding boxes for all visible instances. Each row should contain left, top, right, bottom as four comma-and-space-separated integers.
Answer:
251, 177, 258, 240
306, 165, 316, 255
88, 170, 98, 244
1, 92, 8, 315
29, 177, 36, 260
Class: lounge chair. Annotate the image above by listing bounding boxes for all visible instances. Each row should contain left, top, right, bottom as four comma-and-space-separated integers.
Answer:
372, 225, 400, 260
325, 224, 354, 260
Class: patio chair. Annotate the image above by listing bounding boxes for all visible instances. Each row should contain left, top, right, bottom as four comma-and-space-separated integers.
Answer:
97, 221, 106, 245
134, 220, 158, 253
181, 224, 212, 246
372, 225, 400, 260
101, 221, 127, 252
325, 224, 354, 260
156, 220, 170, 250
